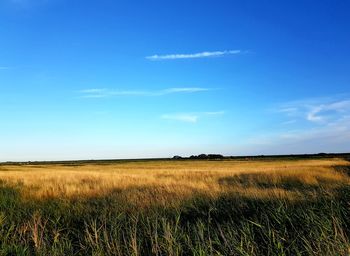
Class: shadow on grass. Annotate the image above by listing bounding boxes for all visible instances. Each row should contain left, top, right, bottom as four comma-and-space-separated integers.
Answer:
333, 165, 350, 177
218, 174, 321, 191
0, 180, 349, 255
179, 185, 350, 255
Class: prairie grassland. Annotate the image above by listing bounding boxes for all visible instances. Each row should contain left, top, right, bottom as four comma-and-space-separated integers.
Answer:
0, 158, 348, 204
0, 158, 349, 255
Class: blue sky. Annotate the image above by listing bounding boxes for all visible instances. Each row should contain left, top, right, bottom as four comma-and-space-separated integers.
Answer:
1, 0, 350, 161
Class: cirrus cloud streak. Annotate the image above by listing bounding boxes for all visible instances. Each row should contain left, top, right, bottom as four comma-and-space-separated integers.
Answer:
161, 111, 225, 123
146, 50, 241, 60
79, 87, 211, 98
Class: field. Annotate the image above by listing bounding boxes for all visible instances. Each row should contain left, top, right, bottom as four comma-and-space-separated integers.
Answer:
0, 157, 349, 255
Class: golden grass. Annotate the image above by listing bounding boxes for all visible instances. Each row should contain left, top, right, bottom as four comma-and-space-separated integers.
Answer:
0, 158, 349, 207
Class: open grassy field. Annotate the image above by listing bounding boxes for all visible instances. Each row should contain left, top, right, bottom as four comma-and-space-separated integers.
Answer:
0, 157, 349, 255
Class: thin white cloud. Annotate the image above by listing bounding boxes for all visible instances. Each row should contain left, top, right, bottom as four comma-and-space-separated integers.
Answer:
304, 100, 350, 123
306, 106, 324, 122
325, 100, 350, 111
276, 97, 350, 124
256, 96, 350, 153
277, 107, 298, 115
0, 66, 10, 70
161, 114, 199, 123
79, 87, 211, 98
281, 120, 296, 125
146, 50, 241, 60
203, 111, 225, 115
162, 87, 209, 93
161, 111, 225, 123
79, 89, 109, 98
283, 118, 350, 142
244, 114, 350, 154
80, 89, 105, 93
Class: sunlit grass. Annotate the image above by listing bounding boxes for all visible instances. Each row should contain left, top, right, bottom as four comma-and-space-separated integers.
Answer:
0, 158, 349, 255
0, 159, 348, 203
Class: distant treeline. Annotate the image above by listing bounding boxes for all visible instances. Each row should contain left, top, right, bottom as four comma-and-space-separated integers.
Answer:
1, 153, 350, 166
173, 154, 224, 160
173, 153, 350, 161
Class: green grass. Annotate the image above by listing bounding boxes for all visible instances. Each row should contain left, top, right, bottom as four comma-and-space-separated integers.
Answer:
0, 182, 349, 255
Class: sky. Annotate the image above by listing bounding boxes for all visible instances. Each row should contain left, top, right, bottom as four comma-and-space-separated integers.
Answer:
0, 0, 350, 161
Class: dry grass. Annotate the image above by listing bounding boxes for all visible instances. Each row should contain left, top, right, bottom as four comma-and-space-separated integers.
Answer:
0, 158, 349, 207
0, 158, 349, 255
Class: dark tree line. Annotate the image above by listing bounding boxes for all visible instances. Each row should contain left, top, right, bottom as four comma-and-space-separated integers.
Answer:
173, 154, 224, 160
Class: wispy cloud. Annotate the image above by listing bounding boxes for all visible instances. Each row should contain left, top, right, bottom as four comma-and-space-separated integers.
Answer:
277, 107, 298, 115
276, 96, 350, 124
162, 87, 209, 93
306, 106, 324, 122
146, 50, 241, 60
161, 111, 224, 123
0, 66, 10, 70
79, 87, 211, 98
203, 111, 225, 115
255, 96, 350, 153
281, 120, 297, 125
244, 122, 350, 154
161, 114, 199, 123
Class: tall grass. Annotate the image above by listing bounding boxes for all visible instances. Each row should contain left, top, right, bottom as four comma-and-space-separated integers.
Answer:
0, 158, 349, 255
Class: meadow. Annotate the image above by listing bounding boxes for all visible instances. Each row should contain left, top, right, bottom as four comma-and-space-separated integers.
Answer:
0, 157, 349, 255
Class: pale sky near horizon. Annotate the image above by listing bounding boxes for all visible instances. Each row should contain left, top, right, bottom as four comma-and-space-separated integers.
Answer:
1, 0, 350, 161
